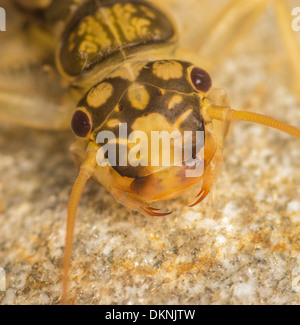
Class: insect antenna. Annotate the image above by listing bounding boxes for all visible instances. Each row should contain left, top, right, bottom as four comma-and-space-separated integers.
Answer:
205, 103, 300, 138
62, 150, 97, 304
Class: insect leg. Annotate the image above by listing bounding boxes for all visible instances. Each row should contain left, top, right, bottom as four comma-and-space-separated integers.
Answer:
0, 66, 76, 130
196, 0, 270, 69
62, 149, 98, 304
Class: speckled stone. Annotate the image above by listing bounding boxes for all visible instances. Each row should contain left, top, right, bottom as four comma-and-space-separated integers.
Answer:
1, 0, 300, 305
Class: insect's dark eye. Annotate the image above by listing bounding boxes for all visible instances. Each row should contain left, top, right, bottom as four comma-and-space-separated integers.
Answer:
71, 109, 92, 137
190, 67, 212, 93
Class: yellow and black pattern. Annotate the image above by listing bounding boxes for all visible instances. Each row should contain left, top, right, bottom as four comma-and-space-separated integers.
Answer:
58, 0, 176, 80
73, 60, 206, 179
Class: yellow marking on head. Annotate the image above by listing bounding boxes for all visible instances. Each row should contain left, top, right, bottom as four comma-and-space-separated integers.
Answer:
87, 82, 113, 108
106, 118, 121, 128
132, 110, 193, 134
108, 61, 146, 82
168, 95, 183, 110
175, 109, 193, 128
152, 61, 183, 80
131, 113, 184, 168
127, 83, 150, 110
132, 113, 174, 133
